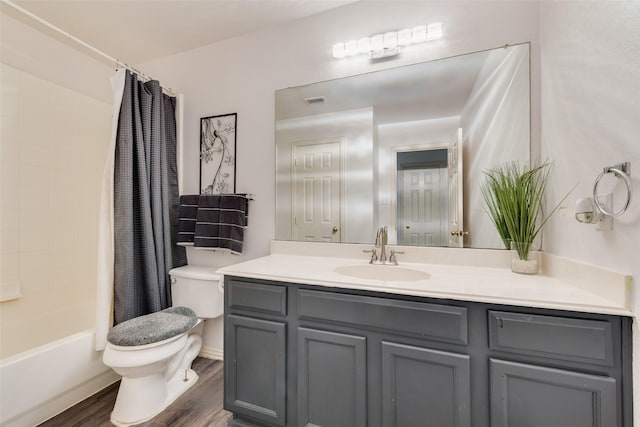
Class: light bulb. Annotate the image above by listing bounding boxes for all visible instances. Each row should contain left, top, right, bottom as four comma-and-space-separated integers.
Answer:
370, 34, 384, 52
426, 22, 443, 41
345, 40, 358, 56
357, 37, 371, 54
412, 25, 427, 43
398, 29, 412, 46
383, 31, 398, 49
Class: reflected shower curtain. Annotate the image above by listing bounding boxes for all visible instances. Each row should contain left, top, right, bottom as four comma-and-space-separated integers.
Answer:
96, 69, 186, 350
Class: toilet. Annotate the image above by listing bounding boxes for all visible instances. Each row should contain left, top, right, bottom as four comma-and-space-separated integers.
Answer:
102, 266, 222, 426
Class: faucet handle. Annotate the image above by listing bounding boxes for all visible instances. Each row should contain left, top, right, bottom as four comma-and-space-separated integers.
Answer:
363, 249, 378, 264
388, 250, 405, 265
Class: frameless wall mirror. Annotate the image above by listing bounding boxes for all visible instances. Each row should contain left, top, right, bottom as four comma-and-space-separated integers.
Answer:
275, 43, 530, 249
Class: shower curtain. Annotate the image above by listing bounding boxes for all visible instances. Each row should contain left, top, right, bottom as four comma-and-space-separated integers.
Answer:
96, 69, 186, 350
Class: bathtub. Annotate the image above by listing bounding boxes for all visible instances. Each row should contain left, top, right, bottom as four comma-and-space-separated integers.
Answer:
0, 330, 119, 427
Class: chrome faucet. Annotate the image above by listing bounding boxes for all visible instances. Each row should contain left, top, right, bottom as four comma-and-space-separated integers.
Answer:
364, 226, 403, 265
376, 226, 388, 264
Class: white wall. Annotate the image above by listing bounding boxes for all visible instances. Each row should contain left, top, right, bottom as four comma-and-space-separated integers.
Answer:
141, 0, 540, 351
539, 2, 640, 422
0, 13, 112, 104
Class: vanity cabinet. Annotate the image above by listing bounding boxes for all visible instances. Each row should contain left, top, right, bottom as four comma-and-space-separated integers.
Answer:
224, 277, 632, 427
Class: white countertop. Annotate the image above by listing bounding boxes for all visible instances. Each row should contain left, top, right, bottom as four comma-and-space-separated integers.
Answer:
218, 243, 633, 316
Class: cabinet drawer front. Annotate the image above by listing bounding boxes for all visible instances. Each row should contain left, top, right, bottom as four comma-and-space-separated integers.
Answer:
489, 311, 614, 366
228, 279, 287, 316
298, 289, 468, 345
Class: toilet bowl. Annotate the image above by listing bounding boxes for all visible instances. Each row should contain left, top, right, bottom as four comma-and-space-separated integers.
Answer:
102, 267, 222, 426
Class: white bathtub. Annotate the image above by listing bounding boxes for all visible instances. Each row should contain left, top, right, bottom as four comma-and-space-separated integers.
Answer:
0, 330, 119, 427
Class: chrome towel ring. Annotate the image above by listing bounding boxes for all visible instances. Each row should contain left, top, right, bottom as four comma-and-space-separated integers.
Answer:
593, 162, 632, 217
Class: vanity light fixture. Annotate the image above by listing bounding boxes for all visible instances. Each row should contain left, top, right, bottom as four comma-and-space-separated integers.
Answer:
332, 22, 443, 59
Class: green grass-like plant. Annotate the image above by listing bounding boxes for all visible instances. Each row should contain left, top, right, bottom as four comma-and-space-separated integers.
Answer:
481, 161, 571, 260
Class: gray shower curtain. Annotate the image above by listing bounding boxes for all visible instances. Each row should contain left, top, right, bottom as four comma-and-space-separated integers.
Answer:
113, 70, 186, 325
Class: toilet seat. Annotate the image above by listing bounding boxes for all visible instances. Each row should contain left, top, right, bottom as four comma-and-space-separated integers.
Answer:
107, 307, 198, 347
108, 331, 185, 351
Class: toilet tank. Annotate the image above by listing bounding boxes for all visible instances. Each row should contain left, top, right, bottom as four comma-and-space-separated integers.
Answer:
169, 266, 223, 319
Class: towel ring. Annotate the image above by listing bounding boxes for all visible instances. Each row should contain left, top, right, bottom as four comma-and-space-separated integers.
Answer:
593, 163, 632, 217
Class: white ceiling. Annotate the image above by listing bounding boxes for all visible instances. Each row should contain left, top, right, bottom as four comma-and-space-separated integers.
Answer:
7, 0, 358, 64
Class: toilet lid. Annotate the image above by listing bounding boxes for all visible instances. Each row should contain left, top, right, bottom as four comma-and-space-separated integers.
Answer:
107, 307, 198, 346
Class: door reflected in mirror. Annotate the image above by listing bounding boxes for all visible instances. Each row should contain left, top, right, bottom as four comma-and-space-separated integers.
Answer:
396, 148, 449, 247
275, 43, 530, 249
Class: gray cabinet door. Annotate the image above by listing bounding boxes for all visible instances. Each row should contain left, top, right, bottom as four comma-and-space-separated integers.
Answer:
297, 327, 367, 427
381, 341, 471, 427
490, 358, 617, 427
226, 315, 286, 426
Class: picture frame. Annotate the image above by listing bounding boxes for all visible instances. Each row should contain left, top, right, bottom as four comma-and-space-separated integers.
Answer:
199, 113, 237, 194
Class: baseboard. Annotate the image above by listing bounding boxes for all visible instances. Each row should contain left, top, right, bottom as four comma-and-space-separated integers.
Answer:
199, 345, 223, 360
228, 416, 263, 427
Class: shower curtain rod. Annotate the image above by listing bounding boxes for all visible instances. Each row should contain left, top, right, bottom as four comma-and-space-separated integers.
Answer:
2, 0, 176, 97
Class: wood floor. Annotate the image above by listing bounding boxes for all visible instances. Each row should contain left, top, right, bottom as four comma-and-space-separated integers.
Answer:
38, 357, 232, 427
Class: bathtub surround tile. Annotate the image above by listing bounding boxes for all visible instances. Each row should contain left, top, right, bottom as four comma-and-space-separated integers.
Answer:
19, 226, 51, 253
0, 68, 20, 119
0, 208, 19, 233
19, 291, 52, 318
0, 63, 110, 358
0, 252, 19, 286
18, 251, 49, 293
1, 230, 19, 254
0, 165, 20, 210
0, 148, 19, 186
0, 298, 20, 324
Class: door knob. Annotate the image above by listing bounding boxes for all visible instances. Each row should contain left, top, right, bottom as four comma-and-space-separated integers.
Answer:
405, 225, 410, 229
332, 226, 339, 234
451, 230, 469, 236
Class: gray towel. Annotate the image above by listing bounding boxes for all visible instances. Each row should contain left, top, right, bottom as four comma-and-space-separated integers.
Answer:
177, 195, 200, 246
194, 194, 248, 254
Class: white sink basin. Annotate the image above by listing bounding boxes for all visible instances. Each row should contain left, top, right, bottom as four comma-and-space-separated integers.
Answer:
334, 264, 430, 282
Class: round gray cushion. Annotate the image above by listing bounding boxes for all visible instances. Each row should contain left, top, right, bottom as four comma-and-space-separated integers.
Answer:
107, 307, 198, 346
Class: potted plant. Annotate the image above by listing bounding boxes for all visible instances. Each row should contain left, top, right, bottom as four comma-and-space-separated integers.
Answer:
481, 161, 571, 274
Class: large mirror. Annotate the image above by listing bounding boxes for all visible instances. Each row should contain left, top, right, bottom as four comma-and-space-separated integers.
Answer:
275, 43, 530, 249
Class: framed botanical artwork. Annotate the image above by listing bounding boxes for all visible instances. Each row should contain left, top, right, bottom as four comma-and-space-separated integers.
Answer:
200, 113, 237, 194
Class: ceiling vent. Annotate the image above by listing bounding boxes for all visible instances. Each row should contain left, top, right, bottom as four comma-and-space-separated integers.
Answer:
304, 96, 327, 105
